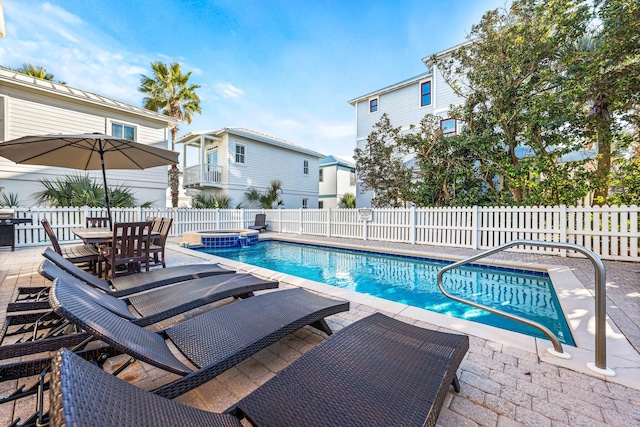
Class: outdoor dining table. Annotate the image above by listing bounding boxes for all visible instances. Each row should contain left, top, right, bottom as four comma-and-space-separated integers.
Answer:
72, 227, 159, 245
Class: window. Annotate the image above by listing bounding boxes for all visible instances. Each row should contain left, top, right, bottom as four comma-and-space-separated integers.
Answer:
420, 81, 431, 107
303, 160, 309, 175
319, 169, 324, 181
369, 98, 378, 113
111, 122, 135, 141
350, 171, 356, 186
235, 144, 246, 164
318, 200, 324, 209
302, 198, 308, 209
440, 118, 456, 135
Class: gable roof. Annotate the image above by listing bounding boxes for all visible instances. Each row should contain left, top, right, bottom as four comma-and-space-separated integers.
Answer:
348, 41, 472, 106
0, 67, 178, 125
347, 72, 430, 106
175, 127, 325, 158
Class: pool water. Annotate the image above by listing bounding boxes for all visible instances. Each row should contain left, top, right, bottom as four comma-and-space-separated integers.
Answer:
198, 240, 575, 345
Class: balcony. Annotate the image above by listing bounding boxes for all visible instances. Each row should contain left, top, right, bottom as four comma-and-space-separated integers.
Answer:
183, 164, 223, 188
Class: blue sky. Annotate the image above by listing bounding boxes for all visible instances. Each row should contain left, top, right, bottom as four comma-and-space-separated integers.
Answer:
1, 0, 506, 161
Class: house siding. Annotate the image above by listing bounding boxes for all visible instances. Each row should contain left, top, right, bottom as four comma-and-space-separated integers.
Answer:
195, 132, 320, 209
0, 81, 172, 207
433, 64, 461, 114
351, 50, 466, 207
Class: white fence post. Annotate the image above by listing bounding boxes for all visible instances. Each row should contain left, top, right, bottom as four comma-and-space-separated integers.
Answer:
299, 208, 303, 235
472, 206, 480, 250
560, 205, 567, 257
411, 206, 416, 244
326, 208, 331, 237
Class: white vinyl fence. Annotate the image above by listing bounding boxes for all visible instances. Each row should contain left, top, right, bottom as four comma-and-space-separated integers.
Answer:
8, 205, 639, 261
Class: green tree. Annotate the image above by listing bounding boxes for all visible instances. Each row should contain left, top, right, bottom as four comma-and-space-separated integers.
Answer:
433, 0, 592, 205
353, 114, 413, 207
33, 173, 145, 207
139, 61, 202, 207
338, 193, 356, 208
565, 0, 640, 202
245, 180, 284, 209
400, 115, 491, 206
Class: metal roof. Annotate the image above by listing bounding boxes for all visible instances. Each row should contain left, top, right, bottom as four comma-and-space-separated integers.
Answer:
320, 155, 355, 168
347, 72, 430, 106
0, 67, 178, 124
175, 127, 325, 158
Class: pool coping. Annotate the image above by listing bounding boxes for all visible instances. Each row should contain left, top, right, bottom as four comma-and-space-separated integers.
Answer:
169, 236, 640, 391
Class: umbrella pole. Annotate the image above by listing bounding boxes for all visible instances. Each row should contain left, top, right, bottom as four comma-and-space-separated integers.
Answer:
98, 143, 113, 231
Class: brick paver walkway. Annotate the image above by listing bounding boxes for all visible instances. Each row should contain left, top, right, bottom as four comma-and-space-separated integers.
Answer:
1, 236, 639, 426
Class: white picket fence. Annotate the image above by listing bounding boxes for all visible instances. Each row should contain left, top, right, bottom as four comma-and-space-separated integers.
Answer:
8, 205, 639, 261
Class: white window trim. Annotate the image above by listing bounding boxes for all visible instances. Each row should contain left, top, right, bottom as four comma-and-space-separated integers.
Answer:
418, 79, 432, 108
234, 143, 247, 166
303, 159, 309, 176
106, 118, 138, 141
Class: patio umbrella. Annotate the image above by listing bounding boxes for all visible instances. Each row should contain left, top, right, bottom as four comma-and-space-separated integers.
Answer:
0, 133, 179, 229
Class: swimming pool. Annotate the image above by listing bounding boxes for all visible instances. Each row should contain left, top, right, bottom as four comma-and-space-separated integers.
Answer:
197, 240, 575, 345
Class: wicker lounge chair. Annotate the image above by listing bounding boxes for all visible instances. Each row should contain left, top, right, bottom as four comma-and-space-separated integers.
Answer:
0, 263, 279, 379
47, 313, 468, 426
247, 213, 268, 232
50, 276, 349, 400
6, 247, 236, 314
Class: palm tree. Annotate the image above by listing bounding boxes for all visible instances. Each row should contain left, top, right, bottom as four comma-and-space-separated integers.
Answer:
191, 193, 232, 209
139, 61, 202, 207
16, 63, 54, 80
339, 193, 356, 208
33, 173, 145, 207
245, 180, 284, 209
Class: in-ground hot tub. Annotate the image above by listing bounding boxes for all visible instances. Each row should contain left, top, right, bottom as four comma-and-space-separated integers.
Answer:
182, 229, 260, 248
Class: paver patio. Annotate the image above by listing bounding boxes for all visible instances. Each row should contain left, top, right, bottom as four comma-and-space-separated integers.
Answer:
1, 233, 639, 426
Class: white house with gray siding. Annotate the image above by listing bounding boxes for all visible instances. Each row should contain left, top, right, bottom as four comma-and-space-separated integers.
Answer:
176, 128, 323, 208
348, 43, 466, 207
0, 67, 177, 207
319, 155, 356, 209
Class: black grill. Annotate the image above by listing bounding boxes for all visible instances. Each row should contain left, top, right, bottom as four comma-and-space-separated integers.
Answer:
0, 209, 32, 251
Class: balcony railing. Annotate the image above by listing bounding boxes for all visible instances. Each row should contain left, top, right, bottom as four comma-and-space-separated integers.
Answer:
183, 164, 223, 187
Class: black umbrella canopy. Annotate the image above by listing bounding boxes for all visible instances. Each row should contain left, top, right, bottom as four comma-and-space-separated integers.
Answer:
0, 133, 180, 229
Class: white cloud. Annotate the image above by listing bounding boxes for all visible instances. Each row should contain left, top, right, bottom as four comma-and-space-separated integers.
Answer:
41, 2, 83, 25
216, 82, 244, 99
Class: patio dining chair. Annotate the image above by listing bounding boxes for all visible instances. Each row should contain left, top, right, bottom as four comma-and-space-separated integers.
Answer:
47, 313, 469, 427
147, 217, 173, 268
85, 217, 110, 228
100, 221, 151, 279
40, 218, 99, 274
49, 275, 349, 400
247, 213, 268, 232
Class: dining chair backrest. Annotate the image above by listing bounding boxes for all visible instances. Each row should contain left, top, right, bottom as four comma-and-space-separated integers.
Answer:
146, 216, 163, 233
103, 221, 152, 278
86, 217, 110, 228
114, 221, 151, 262
41, 218, 63, 255
157, 217, 173, 247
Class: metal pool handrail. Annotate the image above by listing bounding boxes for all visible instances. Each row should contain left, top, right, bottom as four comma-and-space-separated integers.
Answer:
436, 239, 614, 376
